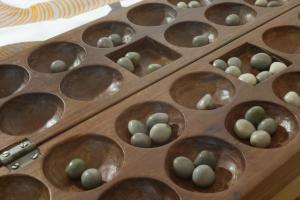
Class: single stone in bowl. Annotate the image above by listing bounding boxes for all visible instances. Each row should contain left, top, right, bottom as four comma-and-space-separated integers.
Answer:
97, 37, 114, 48
225, 14, 241, 26
192, 35, 210, 47
177, 1, 188, 8
194, 150, 217, 168
267, 1, 283, 7
146, 113, 169, 128
173, 156, 195, 179
245, 106, 266, 126
250, 53, 272, 71
149, 123, 172, 144
250, 130, 271, 148
212, 59, 228, 70
283, 91, 300, 107
227, 57, 242, 68
50, 60, 67, 73
65, 158, 87, 180
125, 52, 141, 66
196, 94, 215, 110
192, 165, 216, 187
234, 119, 256, 139
257, 118, 277, 135
225, 66, 241, 77
256, 71, 272, 82
238, 73, 257, 86
117, 57, 135, 72
269, 62, 287, 74
109, 33, 122, 46
255, 0, 268, 7
81, 168, 102, 190
188, 1, 201, 8
128, 120, 147, 135
147, 63, 162, 74
131, 132, 152, 148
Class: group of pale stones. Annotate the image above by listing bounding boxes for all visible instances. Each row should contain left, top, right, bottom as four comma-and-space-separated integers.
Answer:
213, 53, 288, 86
65, 158, 102, 190
173, 150, 217, 188
254, 0, 283, 7
117, 51, 162, 74
128, 113, 173, 148
234, 106, 278, 148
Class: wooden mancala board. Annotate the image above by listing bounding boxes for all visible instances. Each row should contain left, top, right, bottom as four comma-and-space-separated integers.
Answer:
0, 0, 298, 152
0, 3, 299, 200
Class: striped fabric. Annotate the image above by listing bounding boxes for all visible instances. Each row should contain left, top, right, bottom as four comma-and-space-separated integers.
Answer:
0, 0, 120, 60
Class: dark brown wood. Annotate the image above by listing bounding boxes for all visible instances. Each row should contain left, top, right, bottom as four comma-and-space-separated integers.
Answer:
1, 5, 299, 200
0, 0, 298, 151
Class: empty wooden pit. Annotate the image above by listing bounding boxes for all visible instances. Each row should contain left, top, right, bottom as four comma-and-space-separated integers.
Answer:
0, 93, 64, 136
0, 65, 29, 98
60, 65, 122, 101
0, 175, 50, 200
263, 26, 300, 54
99, 178, 180, 200
127, 3, 177, 26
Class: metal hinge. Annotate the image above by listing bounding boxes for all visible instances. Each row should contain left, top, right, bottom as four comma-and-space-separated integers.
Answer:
0, 139, 40, 170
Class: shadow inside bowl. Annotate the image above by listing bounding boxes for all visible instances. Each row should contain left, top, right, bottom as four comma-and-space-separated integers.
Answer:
0, 175, 50, 200
60, 65, 122, 101
127, 3, 177, 26
99, 178, 180, 200
0, 65, 29, 98
0, 93, 64, 135
263, 26, 300, 54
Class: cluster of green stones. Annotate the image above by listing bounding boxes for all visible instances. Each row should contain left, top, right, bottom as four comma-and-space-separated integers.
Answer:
50, 60, 68, 73
117, 51, 162, 74
128, 113, 173, 148
234, 106, 278, 148
173, 150, 217, 188
65, 158, 102, 190
225, 14, 241, 26
196, 94, 216, 110
283, 91, 300, 108
254, 0, 283, 7
176, 1, 201, 9
97, 33, 124, 48
213, 53, 288, 85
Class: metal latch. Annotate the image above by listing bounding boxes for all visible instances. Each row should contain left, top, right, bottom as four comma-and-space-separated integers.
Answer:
0, 139, 39, 170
